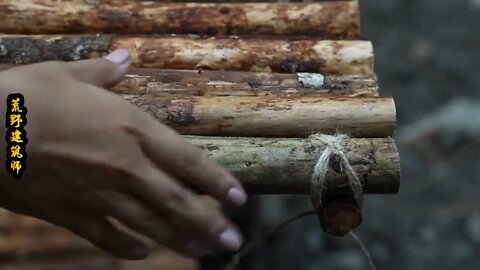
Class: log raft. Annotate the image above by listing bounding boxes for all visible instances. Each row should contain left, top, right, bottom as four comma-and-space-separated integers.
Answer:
0, 1, 360, 38
0, 35, 374, 74
124, 95, 396, 137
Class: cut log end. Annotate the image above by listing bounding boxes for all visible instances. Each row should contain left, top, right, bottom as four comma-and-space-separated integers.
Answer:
0, 35, 374, 74
317, 198, 363, 237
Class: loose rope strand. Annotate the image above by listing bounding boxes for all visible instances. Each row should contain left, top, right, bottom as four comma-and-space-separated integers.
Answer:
349, 231, 377, 270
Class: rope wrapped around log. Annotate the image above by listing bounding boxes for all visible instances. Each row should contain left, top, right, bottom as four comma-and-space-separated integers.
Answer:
189, 136, 400, 195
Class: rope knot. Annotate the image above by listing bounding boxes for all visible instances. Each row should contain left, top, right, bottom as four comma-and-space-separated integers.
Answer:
308, 133, 364, 217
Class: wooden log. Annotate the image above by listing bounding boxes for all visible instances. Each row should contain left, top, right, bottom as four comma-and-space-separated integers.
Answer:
0, 1, 360, 38
0, 65, 378, 97
188, 136, 400, 194
114, 68, 379, 97
117, 0, 356, 1
0, 35, 374, 74
124, 95, 395, 138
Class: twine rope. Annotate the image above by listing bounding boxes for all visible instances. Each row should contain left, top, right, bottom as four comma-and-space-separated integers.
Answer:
309, 133, 364, 211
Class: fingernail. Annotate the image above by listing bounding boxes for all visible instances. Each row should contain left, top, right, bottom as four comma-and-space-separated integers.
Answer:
186, 240, 210, 257
130, 245, 148, 259
218, 228, 243, 251
105, 49, 130, 64
227, 187, 247, 206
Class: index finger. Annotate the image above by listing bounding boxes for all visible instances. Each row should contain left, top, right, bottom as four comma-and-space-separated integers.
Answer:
130, 109, 247, 206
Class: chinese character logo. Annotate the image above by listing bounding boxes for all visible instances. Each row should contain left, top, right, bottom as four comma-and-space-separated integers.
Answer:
5, 93, 27, 179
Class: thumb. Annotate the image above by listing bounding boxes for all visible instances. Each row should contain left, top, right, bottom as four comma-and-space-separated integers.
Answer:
66, 49, 131, 88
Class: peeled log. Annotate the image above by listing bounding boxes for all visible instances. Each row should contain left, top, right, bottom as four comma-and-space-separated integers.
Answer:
0, 1, 360, 38
114, 68, 378, 97
189, 136, 400, 194
0, 35, 374, 74
0, 64, 378, 96
124, 95, 396, 138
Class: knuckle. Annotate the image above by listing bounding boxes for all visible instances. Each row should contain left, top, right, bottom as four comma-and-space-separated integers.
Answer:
207, 213, 230, 235
162, 187, 191, 210
181, 147, 209, 175
104, 148, 144, 179
138, 216, 171, 239
190, 206, 228, 236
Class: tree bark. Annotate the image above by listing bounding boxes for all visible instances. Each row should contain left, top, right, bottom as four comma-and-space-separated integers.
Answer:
124, 95, 395, 137
114, 68, 379, 97
0, 35, 374, 74
0, 1, 360, 38
188, 136, 400, 195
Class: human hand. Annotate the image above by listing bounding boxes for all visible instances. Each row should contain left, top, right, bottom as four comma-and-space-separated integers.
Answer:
0, 49, 247, 260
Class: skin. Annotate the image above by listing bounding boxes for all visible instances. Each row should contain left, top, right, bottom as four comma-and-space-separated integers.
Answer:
0, 49, 247, 260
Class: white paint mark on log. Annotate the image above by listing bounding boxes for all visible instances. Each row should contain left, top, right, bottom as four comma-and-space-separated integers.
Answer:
297, 73, 325, 88
207, 81, 235, 86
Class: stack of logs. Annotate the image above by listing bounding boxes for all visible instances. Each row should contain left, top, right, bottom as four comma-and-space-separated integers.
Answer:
0, 0, 400, 269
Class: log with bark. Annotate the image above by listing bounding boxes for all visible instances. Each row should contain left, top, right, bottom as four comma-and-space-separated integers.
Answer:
0, 35, 374, 74
188, 136, 400, 194
124, 95, 395, 137
0, 1, 359, 38
0, 65, 379, 97
115, 68, 379, 97
0, 209, 198, 269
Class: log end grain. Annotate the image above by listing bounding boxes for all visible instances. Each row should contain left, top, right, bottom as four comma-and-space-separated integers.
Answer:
318, 198, 362, 237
